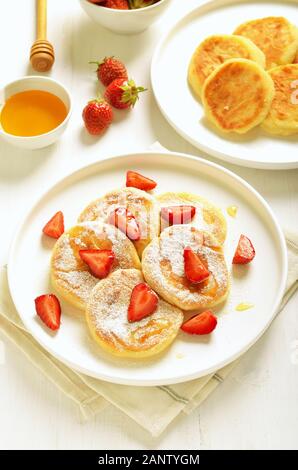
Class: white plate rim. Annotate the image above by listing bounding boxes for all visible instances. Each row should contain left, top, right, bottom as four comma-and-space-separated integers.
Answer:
7, 151, 288, 386
151, 0, 298, 170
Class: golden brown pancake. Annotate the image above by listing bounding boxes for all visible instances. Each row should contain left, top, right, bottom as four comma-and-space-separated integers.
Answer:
157, 192, 227, 245
234, 17, 298, 69
188, 34, 266, 98
142, 225, 229, 311
51, 222, 140, 310
85, 269, 183, 358
202, 58, 275, 134
78, 187, 160, 258
262, 64, 298, 135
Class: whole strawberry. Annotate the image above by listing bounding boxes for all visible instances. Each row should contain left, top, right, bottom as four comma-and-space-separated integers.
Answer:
82, 99, 113, 135
90, 57, 128, 87
104, 0, 129, 9
104, 78, 147, 109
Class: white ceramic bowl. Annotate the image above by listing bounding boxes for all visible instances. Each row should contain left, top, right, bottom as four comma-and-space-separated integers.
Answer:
79, 0, 172, 35
0, 76, 72, 150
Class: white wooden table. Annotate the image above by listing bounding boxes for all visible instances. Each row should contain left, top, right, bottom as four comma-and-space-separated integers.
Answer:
0, 0, 297, 450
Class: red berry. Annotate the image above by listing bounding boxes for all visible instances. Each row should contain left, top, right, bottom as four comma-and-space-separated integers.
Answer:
104, 78, 147, 109
82, 99, 113, 135
184, 246, 210, 284
126, 171, 157, 191
128, 283, 158, 323
232, 235, 256, 264
104, 0, 129, 9
35, 294, 61, 331
90, 57, 128, 87
42, 211, 64, 239
161, 205, 196, 226
79, 249, 115, 279
181, 311, 217, 335
108, 207, 141, 241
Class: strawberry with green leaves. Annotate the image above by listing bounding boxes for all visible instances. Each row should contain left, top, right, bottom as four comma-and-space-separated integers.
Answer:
90, 57, 128, 87
82, 98, 113, 135
104, 78, 147, 109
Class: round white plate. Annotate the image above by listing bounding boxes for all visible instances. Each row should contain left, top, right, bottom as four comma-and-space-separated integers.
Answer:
151, 0, 298, 169
8, 152, 287, 386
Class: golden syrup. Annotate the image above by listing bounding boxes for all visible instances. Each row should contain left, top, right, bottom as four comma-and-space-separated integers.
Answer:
176, 353, 184, 359
235, 302, 254, 312
0, 90, 67, 137
227, 205, 238, 218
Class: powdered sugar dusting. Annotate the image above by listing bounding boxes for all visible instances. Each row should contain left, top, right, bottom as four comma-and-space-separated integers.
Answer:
53, 236, 75, 271
57, 270, 98, 304
158, 192, 226, 245
87, 269, 183, 352
52, 222, 139, 307
78, 188, 159, 243
160, 225, 200, 276
142, 225, 229, 309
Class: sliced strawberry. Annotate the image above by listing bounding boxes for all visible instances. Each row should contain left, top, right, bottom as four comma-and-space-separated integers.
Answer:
108, 207, 140, 241
232, 234, 255, 264
181, 310, 217, 335
79, 249, 115, 278
42, 211, 64, 239
161, 205, 196, 226
34, 294, 61, 331
128, 283, 158, 322
126, 171, 157, 191
184, 246, 210, 283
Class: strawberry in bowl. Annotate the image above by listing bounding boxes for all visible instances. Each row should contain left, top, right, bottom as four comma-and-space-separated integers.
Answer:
79, 0, 172, 35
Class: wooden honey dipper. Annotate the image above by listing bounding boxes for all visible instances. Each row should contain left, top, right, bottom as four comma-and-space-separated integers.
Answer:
30, 0, 55, 72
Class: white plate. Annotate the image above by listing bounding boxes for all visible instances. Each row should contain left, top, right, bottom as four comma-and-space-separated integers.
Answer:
151, 0, 298, 169
8, 152, 287, 386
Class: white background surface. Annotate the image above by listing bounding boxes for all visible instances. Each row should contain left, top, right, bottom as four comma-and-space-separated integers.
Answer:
0, 0, 297, 450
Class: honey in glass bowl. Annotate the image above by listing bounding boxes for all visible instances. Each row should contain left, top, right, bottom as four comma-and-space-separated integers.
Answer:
0, 90, 68, 137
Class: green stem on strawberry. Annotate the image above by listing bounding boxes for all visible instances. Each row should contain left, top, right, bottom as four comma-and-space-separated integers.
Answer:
121, 79, 147, 106
129, 0, 159, 8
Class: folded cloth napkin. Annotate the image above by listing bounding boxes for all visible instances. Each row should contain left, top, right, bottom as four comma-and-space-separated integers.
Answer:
0, 231, 297, 437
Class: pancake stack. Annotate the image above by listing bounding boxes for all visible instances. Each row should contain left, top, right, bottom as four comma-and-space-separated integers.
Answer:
188, 16, 298, 136
50, 182, 230, 359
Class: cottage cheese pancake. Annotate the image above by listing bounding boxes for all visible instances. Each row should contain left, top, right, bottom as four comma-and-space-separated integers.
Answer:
157, 192, 227, 245
262, 64, 298, 136
188, 34, 266, 99
86, 269, 183, 358
51, 222, 140, 310
78, 187, 160, 258
234, 17, 298, 70
202, 58, 274, 134
142, 225, 229, 311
